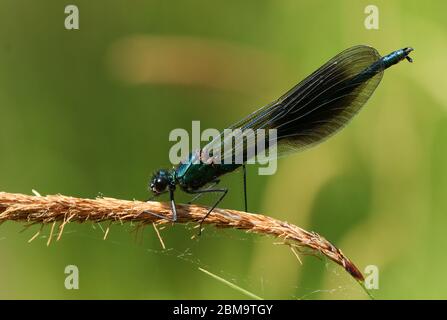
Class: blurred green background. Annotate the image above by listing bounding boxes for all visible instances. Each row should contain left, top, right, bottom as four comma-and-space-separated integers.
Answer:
0, 0, 446, 299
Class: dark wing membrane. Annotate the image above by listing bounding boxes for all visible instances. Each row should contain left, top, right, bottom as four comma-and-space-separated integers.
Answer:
204, 45, 384, 162
269, 45, 384, 155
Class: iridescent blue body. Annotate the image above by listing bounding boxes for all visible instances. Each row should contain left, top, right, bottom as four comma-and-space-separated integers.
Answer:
381, 47, 414, 68
147, 46, 414, 229
175, 153, 240, 192
354, 47, 413, 81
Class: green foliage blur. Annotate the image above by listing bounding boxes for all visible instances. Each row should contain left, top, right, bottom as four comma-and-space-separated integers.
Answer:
0, 0, 446, 299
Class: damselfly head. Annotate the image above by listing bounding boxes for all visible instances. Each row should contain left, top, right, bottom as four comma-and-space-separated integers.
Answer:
149, 169, 174, 194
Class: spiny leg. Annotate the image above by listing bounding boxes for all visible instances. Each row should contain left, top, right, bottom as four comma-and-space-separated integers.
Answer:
187, 187, 228, 235
187, 179, 220, 204
169, 189, 178, 221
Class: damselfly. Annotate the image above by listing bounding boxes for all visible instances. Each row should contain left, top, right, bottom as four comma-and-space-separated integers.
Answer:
147, 45, 414, 232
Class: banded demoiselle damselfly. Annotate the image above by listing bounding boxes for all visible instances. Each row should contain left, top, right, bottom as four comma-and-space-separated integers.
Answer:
147, 45, 414, 232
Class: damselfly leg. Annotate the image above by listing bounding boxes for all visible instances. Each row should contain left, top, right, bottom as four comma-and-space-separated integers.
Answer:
187, 187, 228, 235
187, 180, 221, 204
143, 189, 177, 222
